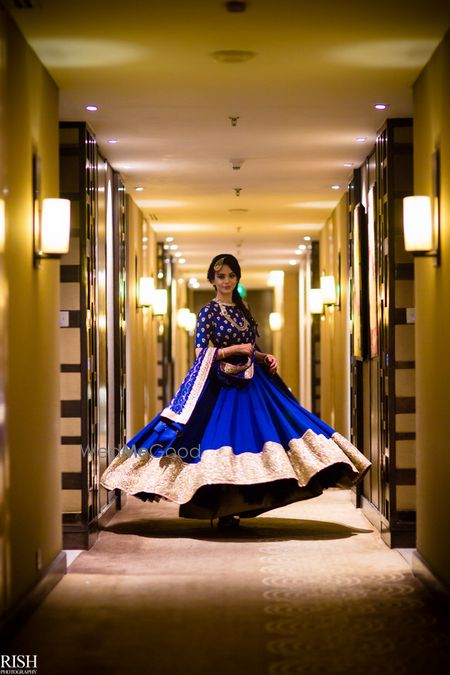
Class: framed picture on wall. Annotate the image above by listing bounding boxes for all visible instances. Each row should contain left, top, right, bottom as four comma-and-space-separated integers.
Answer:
352, 203, 367, 360
367, 186, 378, 358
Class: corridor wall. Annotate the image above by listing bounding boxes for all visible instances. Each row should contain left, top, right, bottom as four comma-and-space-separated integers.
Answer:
126, 196, 158, 438
2, 14, 63, 614
413, 29, 450, 590
319, 195, 350, 438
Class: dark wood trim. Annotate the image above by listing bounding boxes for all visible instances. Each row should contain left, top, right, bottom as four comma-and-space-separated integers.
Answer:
62, 472, 82, 489
61, 363, 81, 372
0, 551, 66, 646
61, 435, 82, 445
61, 400, 82, 417
60, 265, 81, 282
395, 397, 416, 413
395, 263, 414, 280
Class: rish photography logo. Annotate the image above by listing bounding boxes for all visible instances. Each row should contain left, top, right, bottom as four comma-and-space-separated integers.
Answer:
0, 655, 37, 675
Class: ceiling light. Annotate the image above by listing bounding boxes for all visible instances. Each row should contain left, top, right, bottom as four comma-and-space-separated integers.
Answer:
225, 1, 247, 12
107, 138, 118, 144
135, 186, 144, 192
170, 244, 178, 250
355, 137, 367, 143
304, 236, 311, 241
298, 244, 307, 250
331, 185, 341, 190
174, 251, 182, 258
344, 162, 354, 168
289, 259, 297, 265
374, 103, 388, 110
178, 258, 186, 264
211, 50, 257, 63
165, 236, 174, 242
85, 105, 98, 112
295, 249, 303, 255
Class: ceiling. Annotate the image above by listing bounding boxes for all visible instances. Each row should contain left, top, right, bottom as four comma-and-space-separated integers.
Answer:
10, 0, 449, 286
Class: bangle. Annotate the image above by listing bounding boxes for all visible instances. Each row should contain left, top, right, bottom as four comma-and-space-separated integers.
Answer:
220, 348, 225, 360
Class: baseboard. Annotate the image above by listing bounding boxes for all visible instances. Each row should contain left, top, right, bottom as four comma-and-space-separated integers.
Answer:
412, 550, 450, 607
0, 550, 67, 646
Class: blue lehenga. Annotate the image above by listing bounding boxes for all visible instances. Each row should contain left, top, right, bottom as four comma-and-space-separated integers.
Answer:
100, 299, 371, 519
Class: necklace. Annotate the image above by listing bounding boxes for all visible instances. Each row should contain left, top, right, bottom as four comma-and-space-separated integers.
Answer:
213, 299, 249, 332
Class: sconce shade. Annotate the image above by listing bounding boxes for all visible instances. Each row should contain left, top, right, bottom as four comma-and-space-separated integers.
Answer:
309, 288, 323, 315
184, 312, 197, 332
40, 198, 71, 254
138, 276, 155, 307
177, 307, 191, 329
320, 275, 336, 305
152, 288, 168, 315
403, 196, 433, 251
269, 312, 282, 331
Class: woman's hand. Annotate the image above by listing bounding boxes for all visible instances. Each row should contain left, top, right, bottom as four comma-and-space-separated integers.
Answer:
232, 343, 254, 357
263, 353, 278, 374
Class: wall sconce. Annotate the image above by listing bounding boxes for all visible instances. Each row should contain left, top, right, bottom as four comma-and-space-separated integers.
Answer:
183, 312, 197, 333
269, 311, 282, 331
152, 288, 168, 316
320, 275, 336, 306
177, 307, 191, 328
403, 151, 441, 267
137, 276, 155, 308
309, 288, 324, 315
34, 198, 71, 267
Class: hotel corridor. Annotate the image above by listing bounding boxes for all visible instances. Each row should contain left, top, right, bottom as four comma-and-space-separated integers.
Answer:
6, 490, 450, 674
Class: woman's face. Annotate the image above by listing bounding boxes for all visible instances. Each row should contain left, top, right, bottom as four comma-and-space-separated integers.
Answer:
213, 263, 238, 295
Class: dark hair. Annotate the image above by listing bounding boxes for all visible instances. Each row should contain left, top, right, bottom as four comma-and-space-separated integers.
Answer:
207, 253, 259, 335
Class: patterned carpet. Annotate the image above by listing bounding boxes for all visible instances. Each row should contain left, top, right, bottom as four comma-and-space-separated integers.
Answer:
6, 489, 450, 674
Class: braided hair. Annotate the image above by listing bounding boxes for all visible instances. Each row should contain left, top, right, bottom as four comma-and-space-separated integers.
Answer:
207, 253, 260, 336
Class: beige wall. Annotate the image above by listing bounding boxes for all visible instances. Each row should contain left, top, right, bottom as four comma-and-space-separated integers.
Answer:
281, 270, 299, 398
4, 16, 61, 609
319, 197, 350, 437
413, 30, 450, 588
126, 195, 158, 437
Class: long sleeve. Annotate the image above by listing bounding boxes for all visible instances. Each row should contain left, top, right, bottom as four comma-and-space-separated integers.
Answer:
195, 304, 214, 348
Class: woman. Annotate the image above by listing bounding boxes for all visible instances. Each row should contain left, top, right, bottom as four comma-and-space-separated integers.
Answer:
100, 253, 370, 528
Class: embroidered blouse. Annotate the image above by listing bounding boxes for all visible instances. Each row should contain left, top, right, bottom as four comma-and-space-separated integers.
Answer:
195, 300, 256, 349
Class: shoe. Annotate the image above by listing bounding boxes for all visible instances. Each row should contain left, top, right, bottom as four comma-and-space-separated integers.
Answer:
217, 515, 240, 529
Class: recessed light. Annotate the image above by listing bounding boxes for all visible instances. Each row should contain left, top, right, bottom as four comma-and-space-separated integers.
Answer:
289, 259, 297, 266
85, 105, 98, 112
355, 137, 367, 143
170, 244, 178, 250
174, 251, 182, 258
295, 249, 303, 255
163, 244, 169, 250
178, 258, 186, 264
157, 271, 164, 279
135, 186, 144, 192
374, 103, 388, 110
344, 162, 354, 168
331, 185, 341, 190
298, 244, 307, 250
211, 50, 257, 63
142, 236, 148, 242
165, 236, 174, 242
107, 138, 118, 144
304, 236, 311, 241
